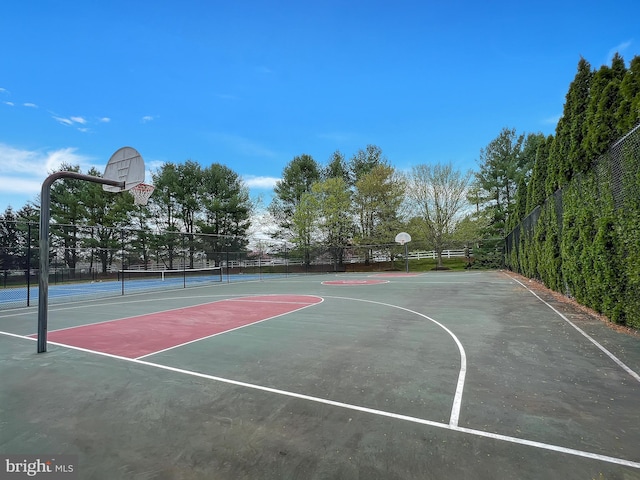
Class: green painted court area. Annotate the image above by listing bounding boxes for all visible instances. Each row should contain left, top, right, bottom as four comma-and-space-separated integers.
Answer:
1, 271, 639, 479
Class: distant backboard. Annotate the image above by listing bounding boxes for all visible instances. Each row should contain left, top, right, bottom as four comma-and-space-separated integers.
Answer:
102, 147, 145, 192
395, 232, 412, 245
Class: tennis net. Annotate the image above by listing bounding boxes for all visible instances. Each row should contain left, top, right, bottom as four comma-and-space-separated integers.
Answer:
118, 267, 223, 286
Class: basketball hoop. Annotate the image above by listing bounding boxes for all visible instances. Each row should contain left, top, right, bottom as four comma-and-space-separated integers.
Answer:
102, 146, 145, 192
130, 183, 155, 205
395, 232, 412, 245
394, 232, 412, 273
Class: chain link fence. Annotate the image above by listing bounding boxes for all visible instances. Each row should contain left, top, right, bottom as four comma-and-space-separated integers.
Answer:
506, 123, 640, 261
505, 123, 640, 326
1, 221, 488, 309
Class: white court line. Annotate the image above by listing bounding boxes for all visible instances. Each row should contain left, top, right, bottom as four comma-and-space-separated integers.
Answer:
135, 296, 324, 360
0, 330, 33, 340
226, 297, 322, 305
2, 292, 465, 426
2, 331, 639, 470
505, 273, 640, 384
0, 272, 295, 315
324, 295, 467, 427
0, 292, 273, 319
42, 294, 318, 335
41, 297, 244, 334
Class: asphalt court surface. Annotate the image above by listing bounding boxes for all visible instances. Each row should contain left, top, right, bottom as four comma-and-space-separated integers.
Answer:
1, 270, 639, 479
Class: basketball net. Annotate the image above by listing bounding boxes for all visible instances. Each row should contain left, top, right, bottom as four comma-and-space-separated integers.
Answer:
130, 183, 155, 205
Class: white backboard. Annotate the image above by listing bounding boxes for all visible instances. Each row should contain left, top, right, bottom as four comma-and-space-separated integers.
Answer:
395, 232, 412, 245
102, 146, 145, 192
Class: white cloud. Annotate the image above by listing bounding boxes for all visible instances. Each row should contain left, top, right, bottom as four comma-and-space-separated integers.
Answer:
0, 143, 94, 177
243, 175, 280, 189
52, 115, 91, 130
0, 144, 41, 175
143, 159, 166, 181
141, 115, 155, 123
2, 88, 110, 132
44, 147, 93, 172
0, 176, 43, 194
0, 144, 97, 210
53, 116, 74, 126
606, 40, 632, 64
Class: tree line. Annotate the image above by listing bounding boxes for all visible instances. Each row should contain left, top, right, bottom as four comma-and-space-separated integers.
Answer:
503, 53, 640, 328
266, 145, 476, 269
266, 53, 640, 277
508, 53, 640, 230
0, 161, 252, 274
2, 53, 638, 283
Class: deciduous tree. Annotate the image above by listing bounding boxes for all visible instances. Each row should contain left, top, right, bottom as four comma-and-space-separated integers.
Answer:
311, 177, 353, 270
352, 164, 404, 263
269, 154, 321, 239
407, 162, 472, 268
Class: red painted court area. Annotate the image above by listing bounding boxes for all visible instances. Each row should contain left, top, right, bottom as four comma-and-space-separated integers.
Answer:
38, 295, 322, 359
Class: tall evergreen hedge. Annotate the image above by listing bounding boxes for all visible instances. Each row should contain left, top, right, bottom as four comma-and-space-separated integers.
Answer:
505, 54, 640, 329
506, 135, 640, 328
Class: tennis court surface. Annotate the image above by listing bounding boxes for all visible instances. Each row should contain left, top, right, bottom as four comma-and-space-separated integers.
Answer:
1, 271, 639, 479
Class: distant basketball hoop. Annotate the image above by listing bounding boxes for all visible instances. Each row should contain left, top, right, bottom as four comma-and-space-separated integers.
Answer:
395, 232, 412, 273
130, 183, 155, 205
395, 232, 412, 245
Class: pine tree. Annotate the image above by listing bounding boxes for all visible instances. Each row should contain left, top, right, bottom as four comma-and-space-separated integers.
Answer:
323, 150, 350, 183
566, 58, 594, 176
473, 127, 525, 237
546, 58, 593, 192
269, 154, 321, 238
526, 135, 553, 212
348, 144, 387, 185
49, 164, 86, 273
615, 55, 640, 135
583, 54, 627, 161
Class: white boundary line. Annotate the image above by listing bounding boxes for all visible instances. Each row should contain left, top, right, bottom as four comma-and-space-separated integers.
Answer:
0, 272, 291, 314
1, 331, 639, 469
321, 280, 390, 285
1, 291, 466, 425
323, 295, 467, 427
135, 296, 324, 359
504, 273, 640, 384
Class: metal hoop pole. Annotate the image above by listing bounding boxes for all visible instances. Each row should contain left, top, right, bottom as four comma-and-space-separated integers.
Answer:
38, 172, 124, 353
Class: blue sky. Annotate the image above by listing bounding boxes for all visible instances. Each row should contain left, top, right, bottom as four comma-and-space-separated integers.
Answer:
1, 0, 638, 213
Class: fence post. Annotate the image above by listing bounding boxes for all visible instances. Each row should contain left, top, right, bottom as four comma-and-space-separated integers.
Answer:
26, 222, 32, 307
182, 234, 186, 288
121, 228, 125, 295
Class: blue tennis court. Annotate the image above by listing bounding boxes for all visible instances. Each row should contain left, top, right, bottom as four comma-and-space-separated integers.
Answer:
0, 269, 291, 309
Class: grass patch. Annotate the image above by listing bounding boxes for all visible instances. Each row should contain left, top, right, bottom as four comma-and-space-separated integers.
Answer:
405, 257, 471, 272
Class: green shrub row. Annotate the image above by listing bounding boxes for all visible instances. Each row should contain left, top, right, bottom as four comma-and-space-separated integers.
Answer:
506, 148, 640, 329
